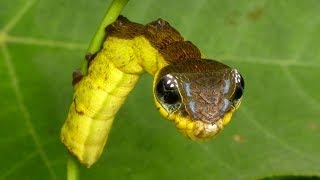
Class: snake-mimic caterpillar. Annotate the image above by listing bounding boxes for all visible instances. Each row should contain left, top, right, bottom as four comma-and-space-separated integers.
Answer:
61, 16, 244, 167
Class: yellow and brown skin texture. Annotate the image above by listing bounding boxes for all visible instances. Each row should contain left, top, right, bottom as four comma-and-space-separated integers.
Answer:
60, 16, 244, 167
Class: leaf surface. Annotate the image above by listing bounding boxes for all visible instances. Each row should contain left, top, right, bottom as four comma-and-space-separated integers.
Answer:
0, 0, 319, 179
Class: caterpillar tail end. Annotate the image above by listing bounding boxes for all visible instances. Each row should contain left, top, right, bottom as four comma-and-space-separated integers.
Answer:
60, 103, 114, 168
60, 119, 97, 168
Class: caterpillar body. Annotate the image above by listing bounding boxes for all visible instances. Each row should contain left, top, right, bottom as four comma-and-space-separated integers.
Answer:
61, 16, 244, 167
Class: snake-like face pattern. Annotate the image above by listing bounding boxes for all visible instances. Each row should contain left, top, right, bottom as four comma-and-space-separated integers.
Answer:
154, 59, 244, 140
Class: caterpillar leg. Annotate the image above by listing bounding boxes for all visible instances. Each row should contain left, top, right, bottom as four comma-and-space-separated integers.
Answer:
72, 69, 83, 86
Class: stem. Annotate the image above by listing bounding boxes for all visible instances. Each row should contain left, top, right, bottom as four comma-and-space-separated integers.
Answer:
67, 155, 79, 180
81, 0, 130, 74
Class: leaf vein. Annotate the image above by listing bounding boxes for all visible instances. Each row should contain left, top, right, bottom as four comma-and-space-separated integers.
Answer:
7, 35, 87, 50
1, 0, 37, 33
1, 44, 57, 180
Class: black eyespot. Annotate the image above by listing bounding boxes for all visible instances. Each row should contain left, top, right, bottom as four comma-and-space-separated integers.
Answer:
232, 72, 244, 107
234, 74, 244, 100
155, 74, 181, 105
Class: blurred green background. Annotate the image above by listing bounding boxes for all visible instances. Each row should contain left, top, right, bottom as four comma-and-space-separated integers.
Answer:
1, 0, 319, 179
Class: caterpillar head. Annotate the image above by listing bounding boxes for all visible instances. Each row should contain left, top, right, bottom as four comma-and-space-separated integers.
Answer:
153, 59, 244, 141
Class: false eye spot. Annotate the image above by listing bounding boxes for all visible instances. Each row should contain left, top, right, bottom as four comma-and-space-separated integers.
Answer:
155, 74, 181, 113
232, 71, 245, 107
155, 74, 181, 105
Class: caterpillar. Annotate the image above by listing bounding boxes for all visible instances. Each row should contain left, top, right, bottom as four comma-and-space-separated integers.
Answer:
60, 16, 244, 168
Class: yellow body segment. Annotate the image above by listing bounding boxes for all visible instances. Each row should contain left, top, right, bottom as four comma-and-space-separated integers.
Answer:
61, 36, 167, 167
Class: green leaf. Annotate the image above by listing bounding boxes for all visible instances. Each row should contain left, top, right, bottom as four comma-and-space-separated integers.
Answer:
1, 0, 319, 179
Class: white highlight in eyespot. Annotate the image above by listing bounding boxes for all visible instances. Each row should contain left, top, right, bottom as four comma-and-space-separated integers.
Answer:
167, 80, 171, 84
170, 84, 174, 88
232, 69, 241, 83
166, 74, 173, 78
